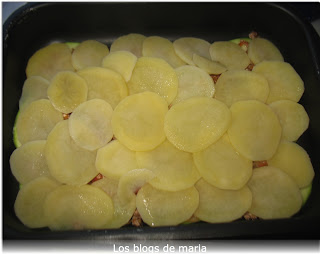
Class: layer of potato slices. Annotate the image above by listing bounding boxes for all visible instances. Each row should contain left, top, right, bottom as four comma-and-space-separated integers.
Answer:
247, 166, 302, 219
136, 183, 199, 227
248, 38, 284, 64
192, 53, 227, 75
110, 33, 146, 58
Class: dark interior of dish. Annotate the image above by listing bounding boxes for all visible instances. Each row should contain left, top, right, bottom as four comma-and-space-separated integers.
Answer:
3, 2, 320, 239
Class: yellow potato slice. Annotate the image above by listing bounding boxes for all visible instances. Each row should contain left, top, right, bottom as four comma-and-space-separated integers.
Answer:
248, 38, 284, 64
14, 176, 60, 228
71, 40, 109, 70
15, 99, 63, 145
253, 61, 304, 104
10, 140, 51, 184
214, 70, 270, 107
26, 43, 74, 81
77, 67, 128, 109
228, 100, 282, 161
194, 179, 252, 223
136, 139, 200, 191
19, 76, 49, 111
268, 141, 314, 188
171, 65, 215, 106
111, 92, 168, 151
43, 184, 114, 230
96, 140, 139, 180
110, 33, 146, 58
47, 71, 88, 114
136, 184, 199, 227
209, 41, 250, 70
45, 120, 98, 185
193, 134, 252, 190
142, 36, 186, 68
101, 51, 137, 82
173, 37, 211, 65
165, 97, 231, 152
247, 166, 302, 219
127, 57, 179, 105
192, 53, 227, 75
269, 100, 309, 142
68, 99, 113, 151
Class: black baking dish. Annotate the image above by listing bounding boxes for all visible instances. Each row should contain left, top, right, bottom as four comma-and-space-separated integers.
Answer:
3, 2, 320, 240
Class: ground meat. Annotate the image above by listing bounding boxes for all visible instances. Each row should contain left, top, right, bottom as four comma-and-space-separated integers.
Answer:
88, 173, 103, 184
249, 31, 258, 39
243, 211, 259, 220
245, 62, 255, 71
131, 209, 143, 227
63, 113, 71, 120
253, 160, 268, 169
210, 74, 221, 84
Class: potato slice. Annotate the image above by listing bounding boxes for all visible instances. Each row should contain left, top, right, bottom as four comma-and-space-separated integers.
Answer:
111, 92, 168, 151
47, 71, 88, 114
171, 65, 215, 106
136, 139, 200, 191
15, 99, 63, 145
193, 134, 252, 190
71, 40, 109, 70
248, 38, 284, 64
209, 41, 250, 70
19, 76, 49, 111
269, 100, 309, 142
43, 184, 114, 230
110, 33, 146, 58
101, 50, 137, 82
96, 140, 139, 180
194, 179, 252, 223
228, 100, 282, 161
165, 97, 231, 152
26, 43, 74, 81
14, 176, 60, 228
247, 166, 302, 219
45, 120, 98, 185
214, 70, 270, 107
173, 37, 211, 65
192, 53, 227, 75
300, 184, 312, 205
77, 67, 128, 109
142, 36, 186, 68
136, 184, 199, 227
127, 57, 179, 105
268, 141, 314, 188
69, 99, 113, 151
253, 61, 304, 104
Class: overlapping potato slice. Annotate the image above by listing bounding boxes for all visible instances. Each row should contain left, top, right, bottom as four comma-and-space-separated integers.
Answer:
209, 41, 250, 70
19, 76, 49, 111
96, 140, 139, 179
228, 100, 282, 161
26, 43, 74, 81
15, 99, 63, 145
214, 70, 270, 107
300, 184, 312, 205
253, 61, 304, 104
14, 176, 60, 228
101, 51, 137, 82
269, 100, 309, 142
136, 184, 199, 227
136, 139, 200, 191
112, 92, 168, 151
43, 184, 114, 230
142, 36, 186, 68
10, 140, 51, 184
110, 33, 146, 58
192, 53, 227, 74
193, 134, 252, 190
248, 38, 284, 64
194, 179, 252, 223
268, 141, 314, 188
247, 166, 302, 219
47, 71, 88, 114
77, 67, 128, 109
45, 120, 98, 185
69, 99, 113, 151
71, 40, 110, 70
127, 57, 178, 105
171, 65, 215, 105
165, 97, 231, 152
